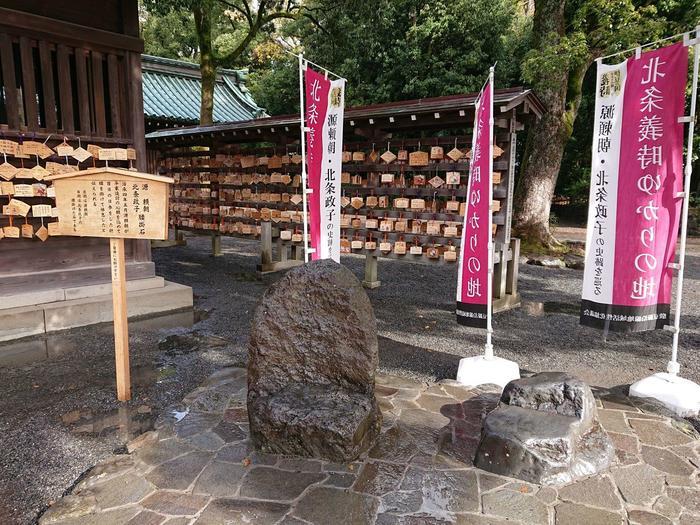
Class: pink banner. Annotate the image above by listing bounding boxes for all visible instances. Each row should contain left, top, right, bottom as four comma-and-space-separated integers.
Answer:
456, 78, 492, 328
581, 42, 688, 332
304, 67, 330, 260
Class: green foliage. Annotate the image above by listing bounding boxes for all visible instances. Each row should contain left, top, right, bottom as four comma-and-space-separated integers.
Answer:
141, 8, 199, 60
249, 0, 531, 113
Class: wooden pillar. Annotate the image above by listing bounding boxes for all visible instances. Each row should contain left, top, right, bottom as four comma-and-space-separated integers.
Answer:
492, 245, 508, 300
211, 233, 222, 256
110, 238, 131, 401
260, 222, 273, 266
506, 238, 520, 296
362, 253, 381, 289
504, 109, 518, 244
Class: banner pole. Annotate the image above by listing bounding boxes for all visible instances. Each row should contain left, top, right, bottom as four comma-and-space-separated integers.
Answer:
669, 27, 699, 374
485, 66, 495, 360
298, 53, 310, 263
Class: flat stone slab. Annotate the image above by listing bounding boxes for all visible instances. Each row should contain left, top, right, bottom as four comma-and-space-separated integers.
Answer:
42, 367, 700, 525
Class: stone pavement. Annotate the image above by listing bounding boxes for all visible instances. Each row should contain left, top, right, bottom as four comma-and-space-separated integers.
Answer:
40, 367, 700, 525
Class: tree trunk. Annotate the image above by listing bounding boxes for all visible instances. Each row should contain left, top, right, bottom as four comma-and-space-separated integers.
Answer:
513, 0, 574, 248
194, 0, 215, 126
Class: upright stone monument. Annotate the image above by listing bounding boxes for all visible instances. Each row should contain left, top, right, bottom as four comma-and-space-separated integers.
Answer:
247, 260, 382, 462
475, 372, 614, 485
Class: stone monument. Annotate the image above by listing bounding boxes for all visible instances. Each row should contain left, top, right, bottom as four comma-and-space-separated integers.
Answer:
474, 372, 614, 485
247, 260, 382, 462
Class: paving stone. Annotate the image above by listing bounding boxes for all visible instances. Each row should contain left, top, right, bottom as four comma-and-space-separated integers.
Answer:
88, 472, 155, 509
145, 451, 212, 490
135, 438, 195, 466
668, 487, 700, 514
482, 489, 549, 524
393, 399, 421, 410
277, 457, 323, 472
416, 394, 456, 413
477, 472, 510, 492
75, 455, 136, 491
536, 486, 558, 504
598, 410, 632, 434
679, 514, 700, 525
409, 452, 469, 471
323, 461, 360, 473
557, 475, 622, 510
223, 407, 248, 424
162, 519, 192, 525
380, 490, 423, 514
126, 510, 167, 525
193, 460, 246, 497
187, 430, 225, 451
554, 502, 623, 524
601, 396, 639, 411
239, 466, 325, 501
608, 431, 640, 454
375, 384, 400, 397
324, 472, 356, 488
277, 516, 309, 525
40, 494, 98, 523
194, 498, 289, 524
671, 445, 700, 468
454, 514, 520, 525
294, 486, 379, 524
174, 412, 222, 438
211, 419, 247, 443
629, 419, 694, 447
628, 510, 673, 525
611, 464, 665, 506
667, 474, 697, 487
368, 425, 419, 463
402, 469, 479, 514
142, 491, 210, 516
216, 440, 277, 466
42, 507, 142, 525
653, 495, 683, 519
641, 446, 695, 476
353, 461, 406, 496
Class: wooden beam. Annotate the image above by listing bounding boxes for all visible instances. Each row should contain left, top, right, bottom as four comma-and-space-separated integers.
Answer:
38, 39, 57, 131
0, 8, 144, 53
74, 48, 91, 135
0, 33, 20, 129
56, 44, 74, 134
107, 53, 121, 138
19, 36, 38, 131
91, 51, 106, 136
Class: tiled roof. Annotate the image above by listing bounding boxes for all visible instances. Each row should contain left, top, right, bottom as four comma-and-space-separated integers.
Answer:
141, 54, 266, 126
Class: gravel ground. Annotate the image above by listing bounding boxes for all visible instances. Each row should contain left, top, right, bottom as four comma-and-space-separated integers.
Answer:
1, 232, 698, 524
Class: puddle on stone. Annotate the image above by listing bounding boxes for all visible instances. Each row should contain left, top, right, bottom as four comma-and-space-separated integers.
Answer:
522, 301, 580, 317
61, 405, 155, 442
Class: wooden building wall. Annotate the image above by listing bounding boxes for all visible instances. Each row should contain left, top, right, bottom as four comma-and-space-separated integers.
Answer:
0, 2, 153, 298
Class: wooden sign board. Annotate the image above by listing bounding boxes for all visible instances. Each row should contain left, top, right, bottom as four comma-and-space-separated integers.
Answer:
47, 167, 172, 240
47, 167, 173, 402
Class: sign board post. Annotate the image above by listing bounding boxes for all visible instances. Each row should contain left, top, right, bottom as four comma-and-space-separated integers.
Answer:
47, 167, 173, 401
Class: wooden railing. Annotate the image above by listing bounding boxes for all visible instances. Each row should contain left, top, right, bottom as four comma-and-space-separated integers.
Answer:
0, 30, 133, 141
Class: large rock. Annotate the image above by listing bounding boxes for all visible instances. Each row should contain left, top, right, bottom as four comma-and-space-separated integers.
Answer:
247, 260, 382, 462
475, 372, 614, 485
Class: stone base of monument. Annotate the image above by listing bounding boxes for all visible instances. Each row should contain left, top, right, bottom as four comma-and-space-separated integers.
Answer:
249, 383, 382, 462
474, 372, 614, 485
630, 372, 700, 417
247, 260, 382, 463
456, 355, 520, 389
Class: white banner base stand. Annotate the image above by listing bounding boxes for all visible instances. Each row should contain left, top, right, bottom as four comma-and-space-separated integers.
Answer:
456, 355, 520, 389
629, 372, 700, 417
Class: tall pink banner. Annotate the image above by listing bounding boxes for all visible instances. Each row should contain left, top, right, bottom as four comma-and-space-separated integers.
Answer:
581, 42, 688, 332
304, 67, 344, 262
456, 78, 493, 328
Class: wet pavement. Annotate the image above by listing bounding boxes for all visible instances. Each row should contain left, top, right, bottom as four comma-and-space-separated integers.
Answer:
40, 367, 700, 525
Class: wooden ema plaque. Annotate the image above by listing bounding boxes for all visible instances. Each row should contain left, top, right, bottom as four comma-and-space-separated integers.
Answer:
47, 168, 173, 401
